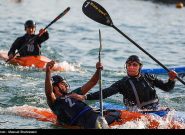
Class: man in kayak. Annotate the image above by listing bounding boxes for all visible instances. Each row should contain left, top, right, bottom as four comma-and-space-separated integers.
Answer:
8, 20, 49, 59
45, 61, 120, 129
71, 55, 177, 112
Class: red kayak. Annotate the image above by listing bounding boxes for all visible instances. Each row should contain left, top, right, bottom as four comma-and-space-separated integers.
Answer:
0, 51, 65, 71
5, 105, 185, 129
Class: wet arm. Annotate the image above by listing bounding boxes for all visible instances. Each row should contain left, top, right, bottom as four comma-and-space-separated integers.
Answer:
8, 38, 20, 56
80, 70, 100, 95
155, 79, 175, 92
69, 62, 102, 101
37, 31, 49, 44
86, 81, 120, 100
151, 74, 176, 92
45, 61, 56, 105
80, 62, 103, 95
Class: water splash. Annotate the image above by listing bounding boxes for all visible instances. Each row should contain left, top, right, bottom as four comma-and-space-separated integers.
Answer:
110, 110, 185, 129
0, 105, 57, 124
54, 61, 79, 72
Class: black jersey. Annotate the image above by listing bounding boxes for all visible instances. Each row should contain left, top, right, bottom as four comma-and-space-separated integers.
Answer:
49, 87, 98, 128
86, 74, 175, 109
8, 32, 49, 57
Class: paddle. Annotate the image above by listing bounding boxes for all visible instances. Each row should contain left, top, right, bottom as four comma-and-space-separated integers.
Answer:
6, 7, 70, 63
95, 29, 109, 129
82, 0, 185, 85
98, 29, 103, 117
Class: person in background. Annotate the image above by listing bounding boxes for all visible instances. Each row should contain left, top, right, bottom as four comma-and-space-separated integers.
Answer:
71, 55, 177, 112
8, 20, 49, 59
45, 61, 120, 129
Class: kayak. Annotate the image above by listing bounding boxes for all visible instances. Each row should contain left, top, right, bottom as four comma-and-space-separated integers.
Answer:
1, 50, 184, 74
94, 102, 185, 129
3, 103, 185, 129
141, 66, 185, 74
0, 51, 65, 71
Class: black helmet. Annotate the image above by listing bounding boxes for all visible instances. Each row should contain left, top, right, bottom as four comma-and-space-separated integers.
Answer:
51, 75, 65, 85
126, 55, 142, 65
24, 20, 36, 29
51, 75, 70, 88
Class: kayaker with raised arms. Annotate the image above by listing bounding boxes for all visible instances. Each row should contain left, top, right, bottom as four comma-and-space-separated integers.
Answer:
45, 61, 121, 129
8, 20, 49, 59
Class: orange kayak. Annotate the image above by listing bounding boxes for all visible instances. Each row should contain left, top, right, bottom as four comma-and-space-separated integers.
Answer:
0, 51, 64, 71
109, 110, 185, 129
5, 105, 185, 129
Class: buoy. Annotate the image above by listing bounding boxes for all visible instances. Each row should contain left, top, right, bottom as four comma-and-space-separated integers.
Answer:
176, 2, 184, 8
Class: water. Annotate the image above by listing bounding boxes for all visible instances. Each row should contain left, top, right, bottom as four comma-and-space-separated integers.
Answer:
0, 0, 185, 129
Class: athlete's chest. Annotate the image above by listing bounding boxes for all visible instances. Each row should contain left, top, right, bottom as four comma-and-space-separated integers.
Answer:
58, 95, 78, 108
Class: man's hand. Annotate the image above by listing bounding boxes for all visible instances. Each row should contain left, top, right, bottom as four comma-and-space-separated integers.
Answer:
96, 62, 103, 70
8, 54, 14, 60
168, 70, 177, 81
38, 28, 47, 37
46, 61, 55, 72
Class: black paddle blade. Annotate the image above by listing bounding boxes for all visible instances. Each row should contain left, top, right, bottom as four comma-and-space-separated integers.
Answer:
82, 0, 113, 26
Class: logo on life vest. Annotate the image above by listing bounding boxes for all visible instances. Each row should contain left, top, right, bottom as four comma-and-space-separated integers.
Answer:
65, 96, 75, 107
